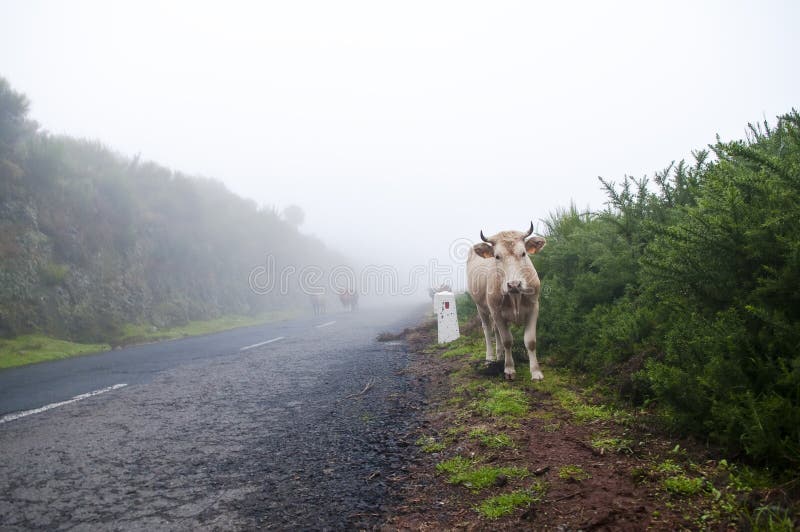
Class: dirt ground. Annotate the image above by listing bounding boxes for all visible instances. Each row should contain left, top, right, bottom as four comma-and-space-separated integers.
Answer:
380, 319, 776, 531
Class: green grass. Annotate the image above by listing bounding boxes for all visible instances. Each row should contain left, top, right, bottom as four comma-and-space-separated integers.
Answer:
553, 387, 613, 423
571, 402, 613, 423
469, 427, 515, 449
542, 421, 562, 432
476, 489, 532, 518
119, 309, 298, 344
654, 459, 684, 475
530, 409, 556, 420
591, 434, 633, 454
534, 369, 616, 423
475, 386, 529, 418
452, 465, 529, 492
440, 338, 485, 359
436, 456, 472, 475
662, 475, 705, 496
454, 379, 487, 396
444, 425, 466, 438
416, 435, 447, 453
0, 310, 299, 369
476, 481, 547, 518
558, 465, 591, 482
745, 505, 796, 532
436, 456, 528, 492
0, 335, 110, 369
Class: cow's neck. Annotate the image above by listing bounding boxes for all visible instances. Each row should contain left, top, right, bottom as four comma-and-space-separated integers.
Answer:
505, 292, 523, 322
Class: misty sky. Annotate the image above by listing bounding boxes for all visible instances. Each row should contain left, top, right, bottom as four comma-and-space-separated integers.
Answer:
1, 1, 797, 290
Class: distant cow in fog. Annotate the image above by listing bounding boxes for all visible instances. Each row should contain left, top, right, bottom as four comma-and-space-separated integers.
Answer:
428, 283, 452, 299
467, 222, 546, 381
309, 293, 326, 316
338, 290, 359, 311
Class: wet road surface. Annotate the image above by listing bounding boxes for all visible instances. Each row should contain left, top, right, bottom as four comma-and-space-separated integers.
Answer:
0, 303, 427, 530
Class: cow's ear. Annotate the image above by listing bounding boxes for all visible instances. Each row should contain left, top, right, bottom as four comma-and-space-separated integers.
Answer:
473, 243, 494, 259
525, 236, 546, 254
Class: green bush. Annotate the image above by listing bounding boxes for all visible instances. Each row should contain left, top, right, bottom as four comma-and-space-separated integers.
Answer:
537, 111, 800, 470
39, 262, 69, 285
456, 292, 477, 324
151, 301, 189, 328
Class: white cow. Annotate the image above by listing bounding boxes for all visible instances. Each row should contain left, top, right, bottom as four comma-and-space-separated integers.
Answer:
466, 223, 546, 380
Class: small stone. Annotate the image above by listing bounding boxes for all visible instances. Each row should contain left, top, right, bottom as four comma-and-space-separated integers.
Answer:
533, 466, 550, 476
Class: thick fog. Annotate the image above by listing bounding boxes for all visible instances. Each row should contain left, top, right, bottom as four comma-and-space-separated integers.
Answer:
1, 0, 797, 297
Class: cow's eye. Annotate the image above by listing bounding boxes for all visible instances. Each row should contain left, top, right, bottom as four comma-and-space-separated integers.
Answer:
495, 254, 501, 260
520, 251, 526, 257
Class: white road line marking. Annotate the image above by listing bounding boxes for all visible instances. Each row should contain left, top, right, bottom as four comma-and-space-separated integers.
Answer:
315, 321, 336, 329
0, 383, 129, 425
239, 336, 284, 352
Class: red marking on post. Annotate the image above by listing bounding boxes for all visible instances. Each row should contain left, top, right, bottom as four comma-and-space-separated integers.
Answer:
444, 301, 450, 309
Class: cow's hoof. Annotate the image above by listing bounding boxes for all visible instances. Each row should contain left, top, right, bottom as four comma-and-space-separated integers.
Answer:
530, 370, 544, 381
504, 371, 516, 381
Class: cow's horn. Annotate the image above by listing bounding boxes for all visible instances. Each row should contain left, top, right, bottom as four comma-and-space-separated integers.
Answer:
523, 221, 534, 238
480, 230, 491, 243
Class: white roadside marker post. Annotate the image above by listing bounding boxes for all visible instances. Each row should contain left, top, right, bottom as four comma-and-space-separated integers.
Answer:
433, 291, 460, 344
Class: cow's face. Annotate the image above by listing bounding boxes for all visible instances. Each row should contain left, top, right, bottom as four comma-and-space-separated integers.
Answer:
473, 229, 546, 296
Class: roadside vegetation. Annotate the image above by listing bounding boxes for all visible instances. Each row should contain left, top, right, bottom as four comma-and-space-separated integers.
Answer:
0, 77, 346, 363
0, 309, 298, 369
392, 317, 798, 529
0, 335, 110, 370
532, 111, 800, 472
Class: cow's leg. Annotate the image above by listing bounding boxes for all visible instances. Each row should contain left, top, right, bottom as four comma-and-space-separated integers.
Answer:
496, 320, 516, 380
476, 306, 496, 362
493, 324, 502, 361
524, 301, 544, 380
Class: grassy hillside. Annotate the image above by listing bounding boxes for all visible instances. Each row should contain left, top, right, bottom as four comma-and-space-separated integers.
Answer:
0, 77, 346, 347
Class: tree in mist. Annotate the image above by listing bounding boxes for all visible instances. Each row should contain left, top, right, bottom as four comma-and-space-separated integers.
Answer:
0, 77, 37, 187
282, 204, 305, 227
0, 78, 36, 158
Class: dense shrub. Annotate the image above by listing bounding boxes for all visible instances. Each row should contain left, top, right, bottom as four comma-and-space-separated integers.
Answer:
536, 111, 800, 470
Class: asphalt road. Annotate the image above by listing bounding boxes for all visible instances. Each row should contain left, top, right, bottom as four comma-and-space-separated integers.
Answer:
0, 303, 428, 530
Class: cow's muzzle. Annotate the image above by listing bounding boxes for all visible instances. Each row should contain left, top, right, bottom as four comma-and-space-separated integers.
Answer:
506, 281, 523, 293
503, 283, 536, 297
